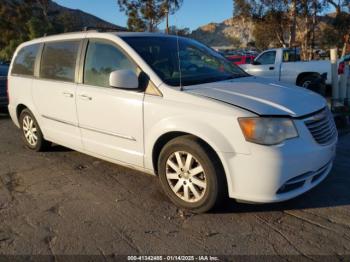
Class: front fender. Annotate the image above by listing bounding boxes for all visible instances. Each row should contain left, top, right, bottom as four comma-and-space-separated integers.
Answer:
144, 116, 250, 171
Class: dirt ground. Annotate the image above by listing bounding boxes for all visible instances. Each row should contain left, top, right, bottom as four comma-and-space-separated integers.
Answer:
0, 111, 349, 259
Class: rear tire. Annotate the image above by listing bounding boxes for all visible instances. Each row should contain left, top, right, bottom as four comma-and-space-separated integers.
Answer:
19, 109, 50, 152
298, 74, 326, 95
298, 75, 318, 88
158, 135, 226, 213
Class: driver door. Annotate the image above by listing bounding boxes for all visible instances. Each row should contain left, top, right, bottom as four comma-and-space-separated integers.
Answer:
246, 51, 278, 80
76, 39, 144, 167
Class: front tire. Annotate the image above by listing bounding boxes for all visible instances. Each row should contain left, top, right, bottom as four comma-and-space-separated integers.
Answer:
158, 135, 226, 213
19, 109, 50, 151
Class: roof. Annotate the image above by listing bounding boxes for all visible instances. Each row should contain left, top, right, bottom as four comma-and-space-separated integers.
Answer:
18, 31, 183, 48
113, 32, 179, 38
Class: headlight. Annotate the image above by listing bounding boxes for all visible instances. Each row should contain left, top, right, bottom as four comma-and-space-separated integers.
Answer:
238, 117, 298, 145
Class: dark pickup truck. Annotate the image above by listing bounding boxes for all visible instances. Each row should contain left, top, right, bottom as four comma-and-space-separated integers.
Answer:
0, 64, 9, 108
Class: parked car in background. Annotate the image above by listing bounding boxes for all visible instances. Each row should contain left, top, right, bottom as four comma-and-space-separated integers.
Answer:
338, 54, 350, 75
226, 55, 256, 65
240, 48, 332, 88
8, 32, 337, 212
0, 64, 9, 109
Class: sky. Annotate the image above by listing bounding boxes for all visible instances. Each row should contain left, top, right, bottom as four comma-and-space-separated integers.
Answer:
53, 0, 233, 31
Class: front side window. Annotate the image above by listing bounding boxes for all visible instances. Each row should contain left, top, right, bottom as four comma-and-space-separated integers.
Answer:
255, 51, 276, 65
12, 44, 40, 76
40, 41, 80, 82
122, 36, 248, 87
84, 40, 137, 88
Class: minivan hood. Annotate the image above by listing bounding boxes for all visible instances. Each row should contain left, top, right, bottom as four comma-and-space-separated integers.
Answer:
185, 76, 326, 117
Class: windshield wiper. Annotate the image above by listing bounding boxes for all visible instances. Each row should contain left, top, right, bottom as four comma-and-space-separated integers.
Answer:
222, 74, 248, 80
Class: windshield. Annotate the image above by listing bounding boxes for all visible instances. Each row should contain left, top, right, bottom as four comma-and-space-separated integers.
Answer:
122, 36, 248, 87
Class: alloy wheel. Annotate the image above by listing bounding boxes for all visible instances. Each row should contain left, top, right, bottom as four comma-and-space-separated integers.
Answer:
22, 115, 38, 146
302, 80, 312, 88
165, 151, 207, 203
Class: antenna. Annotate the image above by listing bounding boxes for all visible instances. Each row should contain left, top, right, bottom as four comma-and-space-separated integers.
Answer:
173, 10, 183, 91
176, 32, 183, 91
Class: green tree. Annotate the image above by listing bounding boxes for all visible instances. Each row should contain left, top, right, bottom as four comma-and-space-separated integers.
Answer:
117, 0, 183, 32
0, 1, 33, 60
27, 17, 51, 39
324, 1, 350, 55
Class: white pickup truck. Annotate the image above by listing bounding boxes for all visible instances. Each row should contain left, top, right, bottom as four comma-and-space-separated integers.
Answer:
240, 48, 332, 88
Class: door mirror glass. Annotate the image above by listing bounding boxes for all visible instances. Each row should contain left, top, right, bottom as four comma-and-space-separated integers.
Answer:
109, 69, 139, 89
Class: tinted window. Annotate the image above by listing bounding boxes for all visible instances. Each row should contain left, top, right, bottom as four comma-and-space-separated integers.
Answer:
40, 41, 80, 82
84, 40, 137, 88
256, 51, 276, 65
123, 36, 248, 87
282, 50, 301, 62
12, 44, 40, 76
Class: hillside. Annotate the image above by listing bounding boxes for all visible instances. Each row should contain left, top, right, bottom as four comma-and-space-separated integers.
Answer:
1, 0, 125, 31
190, 14, 337, 49
47, 1, 125, 31
0, 0, 125, 60
190, 17, 254, 48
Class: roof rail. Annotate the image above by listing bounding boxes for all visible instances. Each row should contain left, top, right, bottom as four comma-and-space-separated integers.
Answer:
82, 26, 127, 32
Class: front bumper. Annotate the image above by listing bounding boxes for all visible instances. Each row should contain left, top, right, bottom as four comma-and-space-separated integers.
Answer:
223, 119, 337, 203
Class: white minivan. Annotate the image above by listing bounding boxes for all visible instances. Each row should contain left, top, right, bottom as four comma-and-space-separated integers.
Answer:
8, 31, 337, 212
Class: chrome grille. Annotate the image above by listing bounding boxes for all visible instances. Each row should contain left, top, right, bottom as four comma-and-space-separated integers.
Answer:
304, 108, 337, 145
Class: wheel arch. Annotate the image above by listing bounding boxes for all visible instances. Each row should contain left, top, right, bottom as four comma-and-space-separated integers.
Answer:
151, 132, 229, 196
16, 104, 29, 122
296, 72, 320, 86
152, 131, 227, 174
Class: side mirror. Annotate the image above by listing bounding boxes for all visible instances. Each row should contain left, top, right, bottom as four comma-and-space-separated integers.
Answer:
252, 60, 260, 65
109, 69, 139, 89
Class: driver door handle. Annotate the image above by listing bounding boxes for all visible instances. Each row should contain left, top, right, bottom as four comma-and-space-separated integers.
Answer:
269, 66, 275, 70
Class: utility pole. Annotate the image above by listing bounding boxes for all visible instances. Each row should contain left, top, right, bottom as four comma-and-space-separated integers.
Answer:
288, 0, 297, 48
165, 0, 169, 34
310, 0, 317, 60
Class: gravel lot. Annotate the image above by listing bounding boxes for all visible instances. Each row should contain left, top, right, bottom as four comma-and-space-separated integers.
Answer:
0, 111, 349, 258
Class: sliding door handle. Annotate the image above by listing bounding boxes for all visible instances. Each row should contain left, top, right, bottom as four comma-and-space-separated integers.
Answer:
79, 94, 92, 101
62, 92, 74, 98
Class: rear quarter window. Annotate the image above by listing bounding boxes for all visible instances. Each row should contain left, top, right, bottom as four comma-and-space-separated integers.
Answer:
40, 41, 80, 82
12, 44, 40, 76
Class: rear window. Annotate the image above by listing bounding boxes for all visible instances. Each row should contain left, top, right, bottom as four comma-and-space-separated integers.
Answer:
40, 41, 80, 82
283, 50, 301, 62
12, 44, 40, 76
